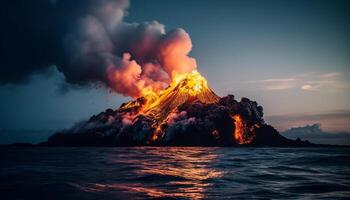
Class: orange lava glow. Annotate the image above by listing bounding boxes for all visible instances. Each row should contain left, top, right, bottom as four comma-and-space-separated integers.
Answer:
232, 115, 245, 144
120, 70, 220, 143
120, 71, 218, 112
141, 70, 219, 114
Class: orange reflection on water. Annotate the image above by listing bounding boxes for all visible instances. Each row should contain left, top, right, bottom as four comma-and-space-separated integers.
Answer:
88, 147, 223, 199
135, 148, 222, 199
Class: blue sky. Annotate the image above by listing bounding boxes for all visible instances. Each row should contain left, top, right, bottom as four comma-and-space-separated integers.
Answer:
0, 0, 349, 143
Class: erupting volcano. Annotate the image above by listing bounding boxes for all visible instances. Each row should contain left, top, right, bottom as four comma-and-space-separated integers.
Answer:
48, 70, 311, 147
37, 0, 314, 147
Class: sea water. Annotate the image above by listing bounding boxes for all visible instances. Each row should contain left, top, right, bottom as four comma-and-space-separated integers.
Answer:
1, 147, 350, 199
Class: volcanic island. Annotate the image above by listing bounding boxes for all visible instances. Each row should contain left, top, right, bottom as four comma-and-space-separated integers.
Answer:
45, 71, 316, 147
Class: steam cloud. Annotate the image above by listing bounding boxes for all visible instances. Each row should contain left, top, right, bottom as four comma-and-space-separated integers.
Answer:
1, 0, 196, 98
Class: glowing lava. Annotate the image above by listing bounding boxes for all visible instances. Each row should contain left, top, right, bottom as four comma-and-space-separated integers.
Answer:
140, 71, 220, 142
232, 115, 245, 144
118, 70, 253, 145
136, 71, 220, 119
120, 70, 219, 111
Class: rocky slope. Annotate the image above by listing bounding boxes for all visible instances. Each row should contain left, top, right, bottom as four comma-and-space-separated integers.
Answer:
46, 71, 312, 146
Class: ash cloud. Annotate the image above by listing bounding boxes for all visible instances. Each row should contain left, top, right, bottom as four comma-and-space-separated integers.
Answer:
0, 0, 196, 97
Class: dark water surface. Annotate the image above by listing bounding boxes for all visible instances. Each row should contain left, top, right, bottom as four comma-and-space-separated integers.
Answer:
1, 147, 350, 199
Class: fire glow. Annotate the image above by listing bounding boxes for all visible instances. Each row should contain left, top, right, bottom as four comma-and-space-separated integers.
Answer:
232, 115, 245, 144
117, 70, 253, 145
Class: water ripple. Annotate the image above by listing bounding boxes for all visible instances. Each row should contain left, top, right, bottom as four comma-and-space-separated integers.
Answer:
1, 147, 350, 199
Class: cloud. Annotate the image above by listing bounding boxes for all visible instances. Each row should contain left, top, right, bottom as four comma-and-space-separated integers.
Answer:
319, 72, 341, 78
253, 72, 348, 92
281, 124, 350, 145
258, 78, 298, 90
266, 110, 350, 132
301, 84, 314, 91
270, 110, 350, 121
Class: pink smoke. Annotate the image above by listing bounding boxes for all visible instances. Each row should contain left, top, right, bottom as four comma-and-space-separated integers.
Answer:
157, 29, 197, 77
106, 28, 197, 98
61, 0, 197, 98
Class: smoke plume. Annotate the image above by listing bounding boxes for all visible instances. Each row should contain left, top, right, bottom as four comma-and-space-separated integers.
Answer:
0, 0, 196, 98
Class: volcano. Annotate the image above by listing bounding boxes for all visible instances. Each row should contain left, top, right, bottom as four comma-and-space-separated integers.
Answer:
47, 71, 312, 147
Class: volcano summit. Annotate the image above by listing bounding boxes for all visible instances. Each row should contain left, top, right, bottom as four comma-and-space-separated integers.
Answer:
47, 71, 311, 147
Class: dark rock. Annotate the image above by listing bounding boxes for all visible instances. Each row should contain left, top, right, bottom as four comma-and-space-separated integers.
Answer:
46, 94, 317, 147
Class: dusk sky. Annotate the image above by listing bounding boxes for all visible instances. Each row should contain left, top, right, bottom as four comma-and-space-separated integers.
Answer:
1, 0, 349, 144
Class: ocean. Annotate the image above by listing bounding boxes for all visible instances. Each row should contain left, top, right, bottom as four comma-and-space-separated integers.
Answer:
1, 147, 350, 199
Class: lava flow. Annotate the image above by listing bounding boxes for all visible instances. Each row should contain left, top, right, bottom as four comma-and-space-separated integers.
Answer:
232, 115, 245, 144
118, 71, 222, 142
